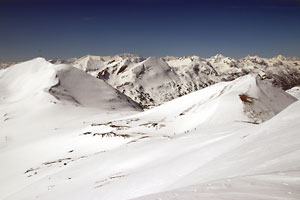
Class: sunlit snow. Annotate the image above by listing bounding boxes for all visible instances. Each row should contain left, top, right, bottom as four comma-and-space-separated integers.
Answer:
0, 58, 299, 200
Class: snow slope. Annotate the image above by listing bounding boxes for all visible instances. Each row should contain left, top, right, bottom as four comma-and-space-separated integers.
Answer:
287, 86, 300, 100
2, 92, 298, 200
93, 75, 296, 136
0, 57, 141, 145
134, 100, 300, 200
0, 57, 141, 110
0, 58, 142, 199
0, 59, 299, 200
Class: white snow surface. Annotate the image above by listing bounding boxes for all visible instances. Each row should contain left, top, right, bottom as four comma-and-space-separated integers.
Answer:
0, 58, 299, 200
287, 86, 300, 99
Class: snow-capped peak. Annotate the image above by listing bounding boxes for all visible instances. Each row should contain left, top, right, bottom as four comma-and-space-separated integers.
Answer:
273, 54, 287, 60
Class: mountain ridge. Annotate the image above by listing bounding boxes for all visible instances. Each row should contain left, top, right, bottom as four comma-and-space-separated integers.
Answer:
67, 54, 300, 108
2, 54, 300, 108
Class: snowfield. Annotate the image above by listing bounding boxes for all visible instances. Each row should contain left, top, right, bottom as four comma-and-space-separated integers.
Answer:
0, 58, 299, 200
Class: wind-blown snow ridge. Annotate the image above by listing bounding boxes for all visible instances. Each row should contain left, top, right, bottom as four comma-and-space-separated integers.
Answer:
93, 75, 296, 136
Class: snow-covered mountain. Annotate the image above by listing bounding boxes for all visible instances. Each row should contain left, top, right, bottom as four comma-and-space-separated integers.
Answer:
1, 58, 299, 200
0, 57, 141, 111
59, 54, 300, 108
86, 75, 296, 139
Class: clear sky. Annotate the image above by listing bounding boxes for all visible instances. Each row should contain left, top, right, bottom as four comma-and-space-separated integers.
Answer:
0, 0, 300, 61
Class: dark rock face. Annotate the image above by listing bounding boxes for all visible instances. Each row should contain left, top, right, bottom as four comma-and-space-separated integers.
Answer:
265, 69, 300, 90
97, 69, 110, 80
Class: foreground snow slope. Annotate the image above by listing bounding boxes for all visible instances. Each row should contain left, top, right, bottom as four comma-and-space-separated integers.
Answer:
134, 101, 300, 200
0, 59, 299, 200
2, 96, 299, 200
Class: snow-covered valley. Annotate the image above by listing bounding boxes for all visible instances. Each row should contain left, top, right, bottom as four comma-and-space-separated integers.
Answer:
0, 57, 300, 200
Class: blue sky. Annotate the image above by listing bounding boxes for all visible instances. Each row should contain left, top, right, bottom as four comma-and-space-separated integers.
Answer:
0, 0, 300, 61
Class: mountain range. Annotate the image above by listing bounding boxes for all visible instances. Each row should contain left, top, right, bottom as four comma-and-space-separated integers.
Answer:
47, 54, 300, 108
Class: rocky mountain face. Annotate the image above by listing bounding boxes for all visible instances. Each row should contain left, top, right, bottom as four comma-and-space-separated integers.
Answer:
48, 54, 300, 108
